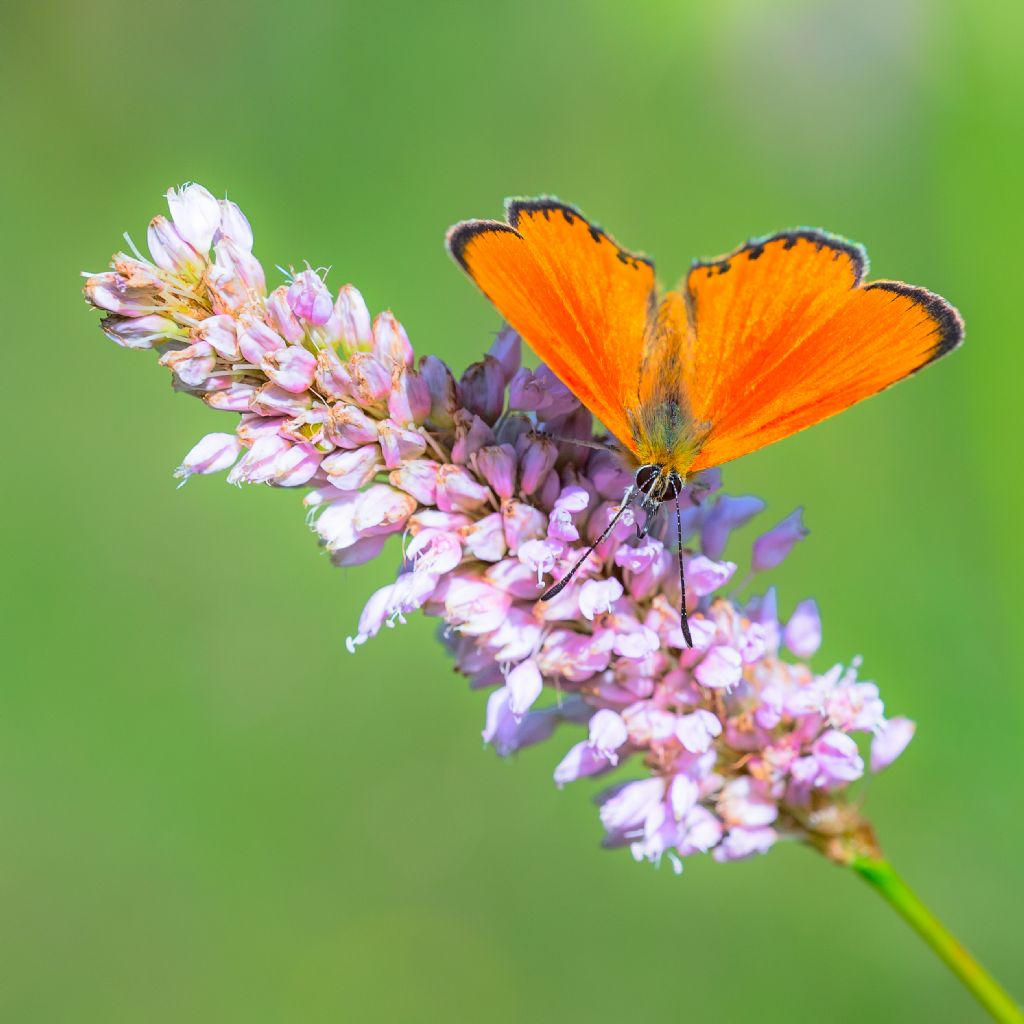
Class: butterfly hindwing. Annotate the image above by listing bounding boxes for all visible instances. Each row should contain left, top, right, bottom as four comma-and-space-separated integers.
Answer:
681, 230, 963, 471
447, 198, 656, 451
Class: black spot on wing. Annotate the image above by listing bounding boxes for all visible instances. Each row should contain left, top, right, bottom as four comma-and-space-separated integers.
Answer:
504, 196, 655, 272
445, 219, 520, 271
864, 280, 965, 364
690, 228, 869, 285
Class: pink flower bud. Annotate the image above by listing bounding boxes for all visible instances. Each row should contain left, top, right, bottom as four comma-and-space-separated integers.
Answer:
326, 404, 379, 448
752, 507, 808, 572
694, 645, 743, 690
553, 741, 614, 786
349, 352, 392, 405
217, 198, 253, 250
321, 445, 382, 490
173, 432, 241, 483
273, 443, 322, 487
686, 555, 737, 598
588, 449, 632, 499
326, 285, 372, 350
482, 686, 519, 753
501, 500, 547, 554
205, 382, 255, 411
226, 435, 290, 484
261, 345, 317, 394
332, 534, 388, 568
718, 777, 778, 828
517, 538, 562, 587
420, 355, 459, 427
194, 314, 240, 360
165, 182, 221, 252
407, 529, 463, 576
281, 408, 331, 450
436, 464, 492, 514
870, 717, 915, 772
99, 313, 187, 349
315, 348, 355, 402
354, 484, 416, 536
463, 512, 508, 562
460, 356, 505, 423
287, 269, 334, 325
249, 382, 312, 417
474, 444, 517, 500
700, 495, 766, 559
783, 598, 822, 658
147, 215, 202, 274
811, 730, 864, 784
598, 778, 663, 834
588, 709, 628, 764
675, 709, 723, 753
266, 286, 305, 343
444, 576, 512, 635
387, 367, 432, 425
211, 237, 265, 298
84, 273, 159, 316
484, 325, 520, 380
238, 320, 285, 364
372, 311, 413, 366
388, 459, 440, 505
713, 826, 777, 862
579, 578, 624, 620
158, 341, 216, 387
518, 436, 558, 495
377, 419, 427, 468
506, 659, 543, 718
451, 411, 495, 464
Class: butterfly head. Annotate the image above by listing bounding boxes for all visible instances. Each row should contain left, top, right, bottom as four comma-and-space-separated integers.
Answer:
634, 463, 684, 504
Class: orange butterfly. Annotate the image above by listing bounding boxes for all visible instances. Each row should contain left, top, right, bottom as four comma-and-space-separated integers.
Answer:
446, 198, 963, 645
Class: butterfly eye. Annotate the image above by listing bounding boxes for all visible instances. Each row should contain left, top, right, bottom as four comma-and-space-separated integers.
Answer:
635, 464, 661, 494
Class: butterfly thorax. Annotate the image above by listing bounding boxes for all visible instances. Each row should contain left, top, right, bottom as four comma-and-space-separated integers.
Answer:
627, 397, 705, 480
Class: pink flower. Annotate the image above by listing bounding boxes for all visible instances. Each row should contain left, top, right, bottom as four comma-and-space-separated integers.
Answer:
287, 268, 334, 325
694, 645, 743, 690
165, 182, 221, 252
588, 709, 628, 764
752, 508, 809, 572
173, 433, 241, 483
871, 717, 916, 772
784, 598, 822, 657
812, 730, 865, 785
262, 345, 317, 393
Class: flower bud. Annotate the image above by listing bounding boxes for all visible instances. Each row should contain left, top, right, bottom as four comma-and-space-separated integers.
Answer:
554, 741, 614, 786
507, 659, 544, 718
372, 311, 413, 366
436, 464, 492, 513
287, 268, 334, 325
694, 645, 743, 690
147, 215, 203, 275
173, 432, 241, 483
158, 341, 216, 387
217, 198, 253, 250
266, 286, 305, 343
420, 355, 459, 427
811, 730, 864, 785
238, 319, 285, 364
783, 598, 822, 658
463, 512, 508, 562
451, 411, 495, 464
588, 709, 628, 764
377, 419, 427, 468
700, 495, 766, 559
501, 499, 547, 554
249, 382, 313, 417
390, 460, 441, 505
261, 345, 317, 394
100, 313, 187, 350
387, 367, 432, 425
84, 273, 159, 316
459, 355, 505, 424
870, 717, 915, 773
349, 352, 392, 406
579, 578, 625, 620
205, 382, 255, 412
686, 555, 737, 598
752, 508, 808, 572
165, 182, 221, 252
354, 484, 417, 536
474, 444, 518, 500
195, 314, 240, 360
488, 326, 521, 384
325, 403, 379, 448
321, 444, 382, 490
326, 285, 373, 350
518, 436, 558, 495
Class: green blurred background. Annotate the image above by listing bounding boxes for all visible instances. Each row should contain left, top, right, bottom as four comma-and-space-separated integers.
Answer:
2, 0, 1021, 1020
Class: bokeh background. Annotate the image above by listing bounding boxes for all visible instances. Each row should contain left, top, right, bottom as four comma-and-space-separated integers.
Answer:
2, 0, 1021, 1020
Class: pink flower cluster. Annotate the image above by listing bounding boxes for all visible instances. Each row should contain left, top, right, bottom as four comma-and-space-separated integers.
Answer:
84, 184, 916, 871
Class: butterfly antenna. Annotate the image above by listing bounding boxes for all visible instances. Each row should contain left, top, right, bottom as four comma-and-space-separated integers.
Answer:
541, 500, 631, 602
675, 493, 694, 648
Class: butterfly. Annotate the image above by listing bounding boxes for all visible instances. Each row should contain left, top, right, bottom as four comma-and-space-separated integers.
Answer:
446, 198, 963, 646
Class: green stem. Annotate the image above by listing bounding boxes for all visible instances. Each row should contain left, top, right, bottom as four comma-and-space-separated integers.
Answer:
851, 856, 1022, 1023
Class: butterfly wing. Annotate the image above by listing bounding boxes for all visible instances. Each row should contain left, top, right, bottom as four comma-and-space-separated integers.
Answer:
447, 198, 656, 451
681, 230, 963, 472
